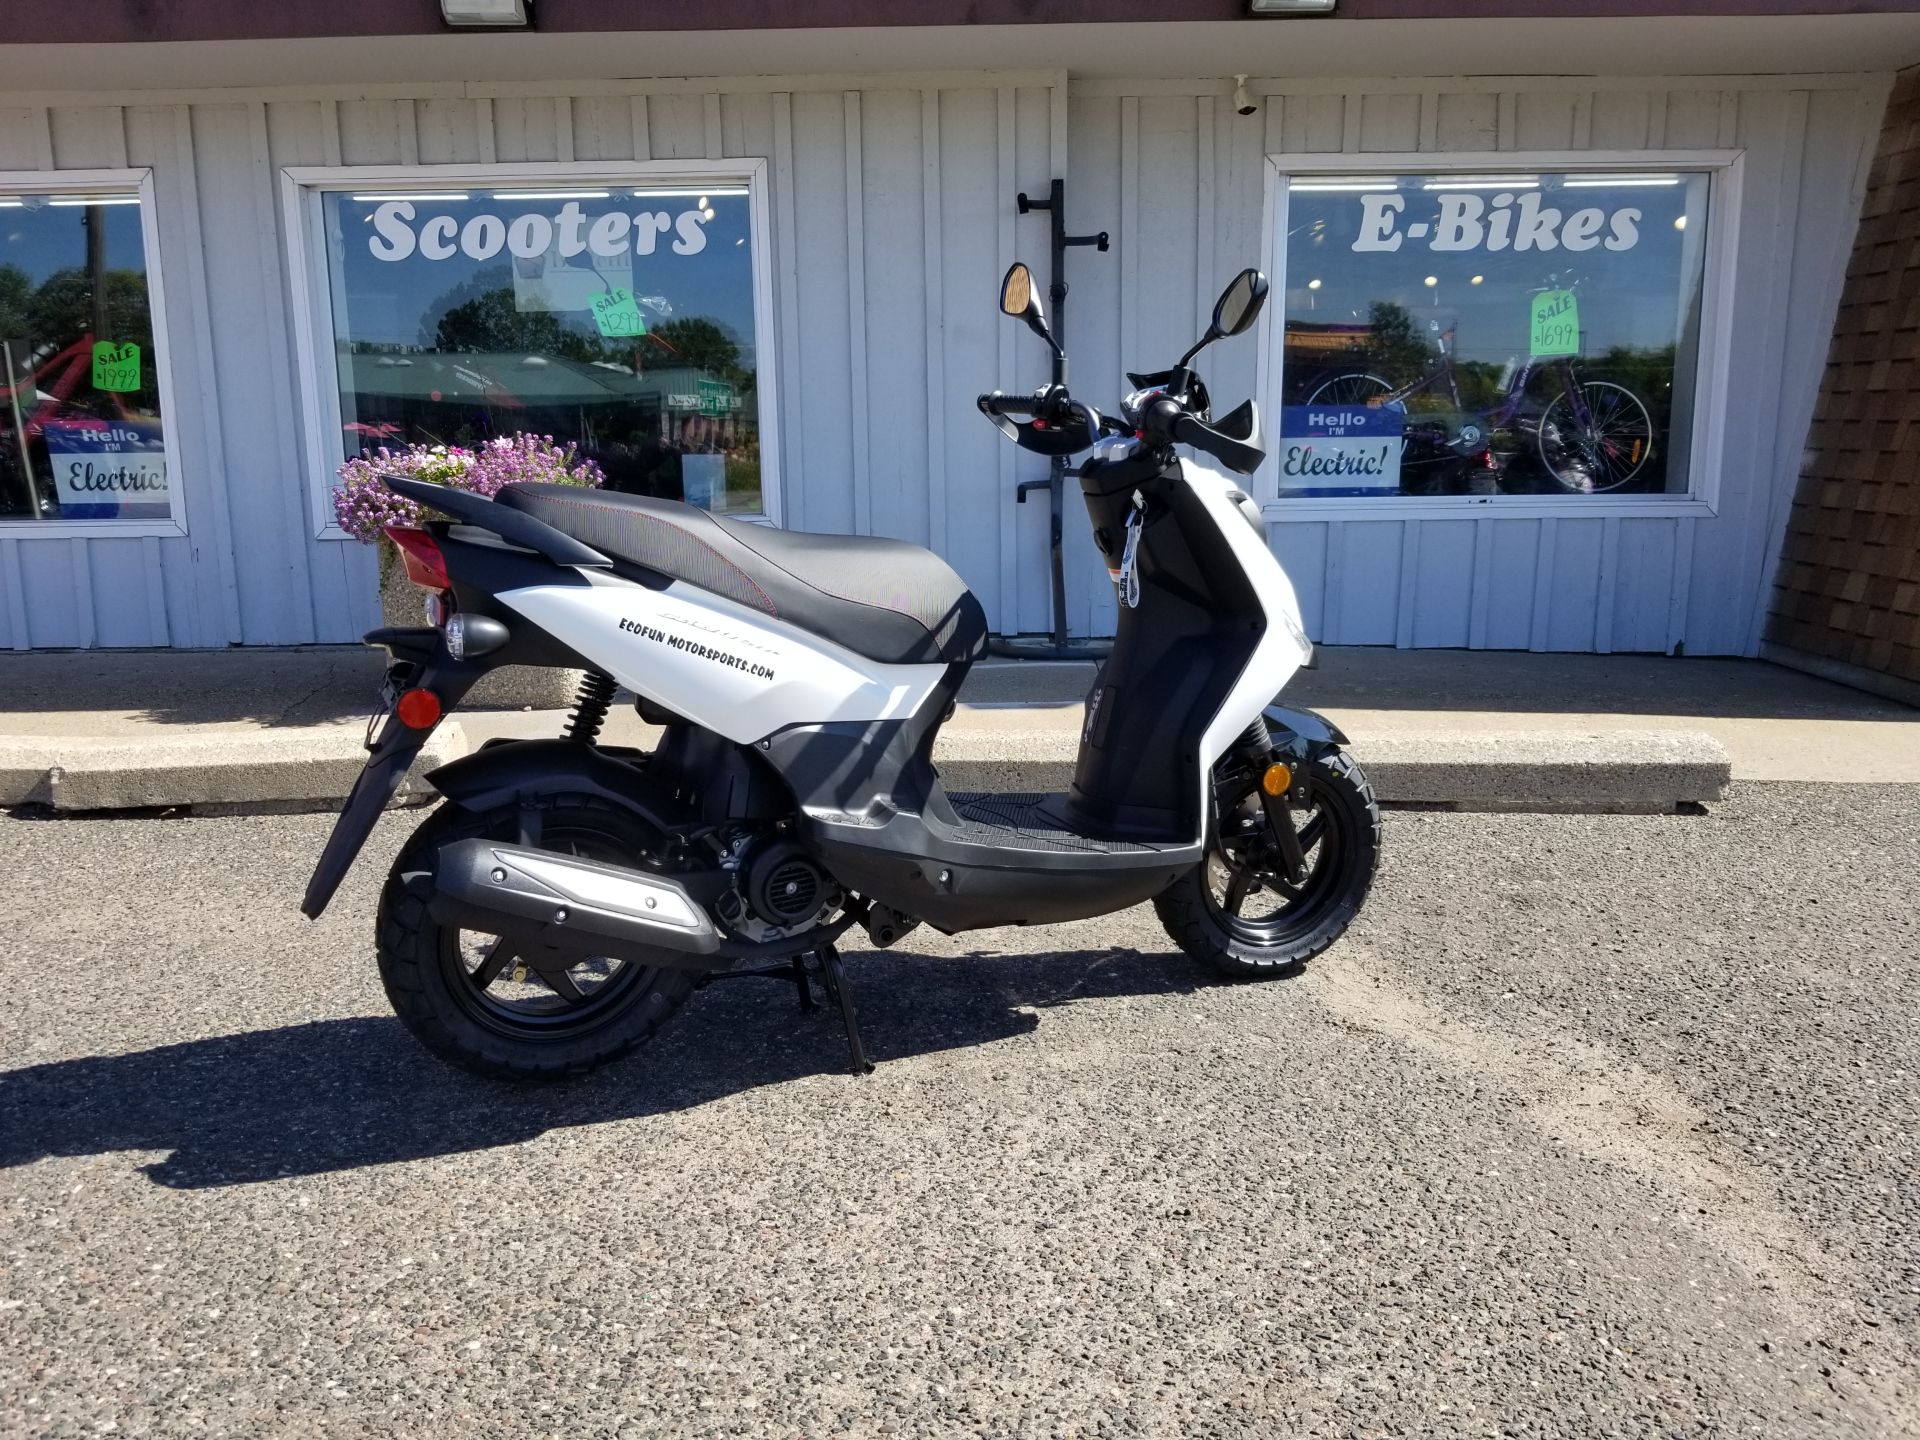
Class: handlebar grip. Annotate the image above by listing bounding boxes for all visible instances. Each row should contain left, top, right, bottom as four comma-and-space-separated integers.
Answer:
1171, 412, 1265, 477
977, 391, 1036, 418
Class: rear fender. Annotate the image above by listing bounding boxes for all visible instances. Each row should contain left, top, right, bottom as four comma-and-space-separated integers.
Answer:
426, 739, 683, 847
424, 739, 728, 908
299, 635, 485, 919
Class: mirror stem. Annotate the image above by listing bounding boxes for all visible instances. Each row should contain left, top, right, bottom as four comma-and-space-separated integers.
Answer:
1177, 335, 1213, 370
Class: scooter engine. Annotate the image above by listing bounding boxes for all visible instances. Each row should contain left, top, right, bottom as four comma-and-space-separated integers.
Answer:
719, 832, 842, 941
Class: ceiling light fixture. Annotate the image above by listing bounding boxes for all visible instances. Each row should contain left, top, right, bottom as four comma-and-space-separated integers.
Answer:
440, 0, 531, 27
1561, 174, 1682, 188
1247, 0, 1336, 13
1424, 177, 1539, 190
488, 190, 611, 200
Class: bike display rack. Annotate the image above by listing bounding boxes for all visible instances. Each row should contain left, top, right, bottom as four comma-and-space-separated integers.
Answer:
988, 178, 1113, 664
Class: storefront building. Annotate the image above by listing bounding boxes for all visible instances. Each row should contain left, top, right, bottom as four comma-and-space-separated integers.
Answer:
0, 2, 1915, 656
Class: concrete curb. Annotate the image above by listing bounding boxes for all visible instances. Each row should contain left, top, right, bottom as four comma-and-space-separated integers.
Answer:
1, 719, 1730, 815
0, 724, 470, 812
931, 726, 1732, 812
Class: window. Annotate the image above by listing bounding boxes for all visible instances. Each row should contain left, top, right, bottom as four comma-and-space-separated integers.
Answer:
0, 175, 174, 528
289, 165, 773, 525
1274, 165, 1717, 504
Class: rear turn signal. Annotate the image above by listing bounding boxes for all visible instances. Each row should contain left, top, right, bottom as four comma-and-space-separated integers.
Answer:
1261, 762, 1293, 796
395, 688, 442, 729
382, 525, 451, 590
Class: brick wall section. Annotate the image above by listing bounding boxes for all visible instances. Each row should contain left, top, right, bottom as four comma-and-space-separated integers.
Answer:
1765, 66, 1920, 686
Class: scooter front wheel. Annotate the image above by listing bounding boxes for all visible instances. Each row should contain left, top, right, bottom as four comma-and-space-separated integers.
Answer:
1154, 750, 1380, 979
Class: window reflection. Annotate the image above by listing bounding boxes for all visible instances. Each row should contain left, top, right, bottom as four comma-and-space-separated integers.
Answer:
0, 192, 168, 523
322, 186, 762, 514
1279, 171, 1709, 499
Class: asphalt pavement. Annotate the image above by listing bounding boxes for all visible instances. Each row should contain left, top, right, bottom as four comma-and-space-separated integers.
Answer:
2, 786, 1917, 1438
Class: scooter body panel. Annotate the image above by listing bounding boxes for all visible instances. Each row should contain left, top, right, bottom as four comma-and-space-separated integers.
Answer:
495, 571, 952, 746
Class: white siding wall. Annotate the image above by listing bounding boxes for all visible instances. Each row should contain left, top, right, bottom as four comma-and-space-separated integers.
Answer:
0, 70, 1889, 653
1072, 75, 1887, 653
0, 74, 1064, 648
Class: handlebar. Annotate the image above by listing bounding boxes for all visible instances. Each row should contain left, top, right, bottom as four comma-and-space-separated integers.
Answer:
976, 387, 1101, 457
978, 380, 1265, 475
1168, 410, 1264, 477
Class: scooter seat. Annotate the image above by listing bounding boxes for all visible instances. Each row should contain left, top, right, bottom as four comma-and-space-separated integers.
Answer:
497, 482, 988, 667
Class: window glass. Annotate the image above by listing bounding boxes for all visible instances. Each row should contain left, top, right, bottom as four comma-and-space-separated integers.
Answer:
320, 185, 763, 514
1278, 171, 1710, 499
0, 191, 168, 522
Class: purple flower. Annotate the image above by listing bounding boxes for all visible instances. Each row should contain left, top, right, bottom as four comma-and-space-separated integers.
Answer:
331, 433, 604, 544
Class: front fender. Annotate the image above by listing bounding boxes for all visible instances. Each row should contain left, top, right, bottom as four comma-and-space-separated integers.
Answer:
1261, 702, 1348, 755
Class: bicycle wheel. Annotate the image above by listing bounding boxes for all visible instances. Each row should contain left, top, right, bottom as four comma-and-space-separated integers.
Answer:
1306, 373, 1394, 406
1538, 380, 1655, 493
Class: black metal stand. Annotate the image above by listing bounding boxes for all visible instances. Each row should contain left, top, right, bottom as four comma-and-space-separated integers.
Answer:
813, 944, 872, 1075
988, 178, 1113, 664
698, 943, 871, 1074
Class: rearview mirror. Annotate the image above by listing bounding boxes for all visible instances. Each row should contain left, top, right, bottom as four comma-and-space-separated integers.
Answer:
1000, 262, 1033, 318
1212, 268, 1269, 338
1177, 267, 1271, 369
999, 261, 1061, 356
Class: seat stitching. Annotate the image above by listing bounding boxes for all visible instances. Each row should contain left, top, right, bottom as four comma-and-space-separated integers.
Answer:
518, 491, 777, 616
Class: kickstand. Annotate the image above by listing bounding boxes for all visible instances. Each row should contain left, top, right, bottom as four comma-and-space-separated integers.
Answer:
813, 943, 874, 1075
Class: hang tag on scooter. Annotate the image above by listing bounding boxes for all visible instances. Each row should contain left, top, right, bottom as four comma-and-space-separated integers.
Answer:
1118, 508, 1143, 609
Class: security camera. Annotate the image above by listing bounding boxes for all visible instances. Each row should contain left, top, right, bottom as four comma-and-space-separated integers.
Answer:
1233, 76, 1258, 118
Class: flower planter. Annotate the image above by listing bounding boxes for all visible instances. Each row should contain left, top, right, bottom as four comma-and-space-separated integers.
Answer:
339, 435, 608, 716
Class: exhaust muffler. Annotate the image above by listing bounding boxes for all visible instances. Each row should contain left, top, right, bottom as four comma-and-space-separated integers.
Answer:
430, 839, 721, 968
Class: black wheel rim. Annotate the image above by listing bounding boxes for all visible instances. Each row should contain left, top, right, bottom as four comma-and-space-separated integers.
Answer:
437, 821, 669, 1041
1543, 382, 1653, 493
1201, 771, 1350, 943
1308, 373, 1394, 407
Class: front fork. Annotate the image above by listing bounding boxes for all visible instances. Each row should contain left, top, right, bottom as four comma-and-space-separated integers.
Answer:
1236, 715, 1310, 885
1229, 702, 1355, 888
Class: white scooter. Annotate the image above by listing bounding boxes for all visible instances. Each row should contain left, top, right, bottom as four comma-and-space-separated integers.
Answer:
302, 263, 1380, 1079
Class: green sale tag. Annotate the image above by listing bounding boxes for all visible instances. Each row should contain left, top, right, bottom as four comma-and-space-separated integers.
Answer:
92, 341, 142, 392
1530, 289, 1580, 359
590, 288, 647, 339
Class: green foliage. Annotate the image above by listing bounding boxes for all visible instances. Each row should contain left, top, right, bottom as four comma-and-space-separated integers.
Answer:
0, 264, 156, 406
424, 269, 605, 363
647, 317, 742, 382
1358, 301, 1433, 386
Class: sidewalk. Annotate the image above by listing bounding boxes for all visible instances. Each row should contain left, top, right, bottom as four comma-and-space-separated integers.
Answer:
1, 645, 1913, 813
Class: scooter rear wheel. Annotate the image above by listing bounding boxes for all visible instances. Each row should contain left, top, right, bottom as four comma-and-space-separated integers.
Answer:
375, 796, 699, 1081
1153, 751, 1379, 978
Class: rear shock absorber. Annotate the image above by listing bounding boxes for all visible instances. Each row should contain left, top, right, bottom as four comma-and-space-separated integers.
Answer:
564, 670, 618, 743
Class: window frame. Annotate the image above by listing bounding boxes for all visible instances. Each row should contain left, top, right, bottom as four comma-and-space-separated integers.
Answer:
279, 159, 782, 540
1256, 149, 1745, 522
0, 166, 187, 539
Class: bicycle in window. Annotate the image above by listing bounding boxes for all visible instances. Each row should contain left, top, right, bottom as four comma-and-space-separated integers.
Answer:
1302, 276, 1659, 496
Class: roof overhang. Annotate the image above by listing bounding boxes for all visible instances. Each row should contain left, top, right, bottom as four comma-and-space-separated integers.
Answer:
2, 14, 1918, 95
10, 1, 1920, 45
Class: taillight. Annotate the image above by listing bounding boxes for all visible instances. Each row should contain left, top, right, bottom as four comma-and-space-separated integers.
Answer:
383, 525, 450, 590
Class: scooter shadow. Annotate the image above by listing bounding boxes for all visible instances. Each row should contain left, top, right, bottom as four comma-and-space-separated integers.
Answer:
1, 944, 1229, 1190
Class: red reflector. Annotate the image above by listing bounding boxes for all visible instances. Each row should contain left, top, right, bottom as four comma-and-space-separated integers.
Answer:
382, 526, 450, 590
395, 688, 442, 729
